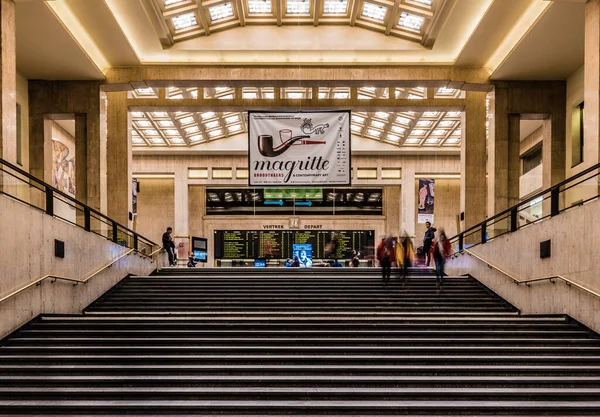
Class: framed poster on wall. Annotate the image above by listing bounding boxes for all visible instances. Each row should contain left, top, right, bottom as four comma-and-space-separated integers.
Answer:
417, 178, 435, 224
248, 111, 351, 187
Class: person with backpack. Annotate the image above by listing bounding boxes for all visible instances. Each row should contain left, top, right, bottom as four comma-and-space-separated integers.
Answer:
376, 238, 391, 283
433, 228, 452, 288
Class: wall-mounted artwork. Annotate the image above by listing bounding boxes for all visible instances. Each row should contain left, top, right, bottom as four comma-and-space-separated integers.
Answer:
52, 139, 76, 197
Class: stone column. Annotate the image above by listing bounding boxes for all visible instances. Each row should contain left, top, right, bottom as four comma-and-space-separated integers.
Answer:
174, 166, 189, 237
28, 116, 53, 183
106, 92, 131, 226
0, 0, 16, 163
400, 166, 416, 237
461, 91, 487, 235
585, 0, 600, 168
488, 87, 521, 221
75, 114, 87, 204
28, 81, 105, 212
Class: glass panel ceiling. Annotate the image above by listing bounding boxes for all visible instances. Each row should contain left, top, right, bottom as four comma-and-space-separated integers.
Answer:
324, 0, 348, 14
209, 2, 234, 21
132, 108, 462, 149
165, 0, 433, 42
171, 12, 197, 30
287, 0, 310, 14
248, 0, 272, 14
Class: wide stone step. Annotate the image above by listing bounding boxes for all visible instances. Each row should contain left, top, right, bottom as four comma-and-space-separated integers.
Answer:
2, 363, 599, 376
9, 337, 599, 347
1, 399, 599, 415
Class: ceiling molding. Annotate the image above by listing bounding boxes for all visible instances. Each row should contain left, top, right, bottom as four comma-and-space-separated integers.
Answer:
422, 0, 455, 48
139, 0, 175, 48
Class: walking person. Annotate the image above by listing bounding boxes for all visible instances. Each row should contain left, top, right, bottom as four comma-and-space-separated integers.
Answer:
423, 221, 437, 266
376, 238, 391, 284
433, 229, 451, 289
398, 233, 415, 284
162, 227, 176, 267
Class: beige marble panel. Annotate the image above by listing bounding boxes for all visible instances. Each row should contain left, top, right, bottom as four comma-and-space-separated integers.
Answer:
106, 91, 131, 225
461, 91, 487, 232
447, 197, 600, 333
134, 178, 174, 244
0, 0, 16, 164
0, 194, 155, 338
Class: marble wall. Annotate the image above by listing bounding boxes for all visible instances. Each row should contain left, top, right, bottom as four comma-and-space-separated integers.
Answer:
447, 197, 600, 333
0, 194, 155, 338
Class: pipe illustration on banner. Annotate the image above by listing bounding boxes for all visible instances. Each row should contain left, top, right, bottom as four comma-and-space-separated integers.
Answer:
258, 134, 325, 157
418, 178, 435, 224
249, 111, 351, 187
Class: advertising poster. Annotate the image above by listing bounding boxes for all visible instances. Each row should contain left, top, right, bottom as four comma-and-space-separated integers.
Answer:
248, 111, 351, 186
417, 178, 435, 224
132, 178, 138, 215
292, 243, 313, 268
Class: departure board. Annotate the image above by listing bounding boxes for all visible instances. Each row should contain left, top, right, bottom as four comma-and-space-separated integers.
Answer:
214, 230, 374, 260
214, 230, 255, 259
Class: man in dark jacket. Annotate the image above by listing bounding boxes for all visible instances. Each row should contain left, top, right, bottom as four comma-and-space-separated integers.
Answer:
423, 221, 437, 266
162, 227, 176, 266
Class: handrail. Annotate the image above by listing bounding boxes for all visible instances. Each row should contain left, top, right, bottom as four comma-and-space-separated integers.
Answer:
455, 248, 600, 301
459, 161, 600, 238
0, 157, 157, 250
0, 249, 134, 305
449, 161, 600, 250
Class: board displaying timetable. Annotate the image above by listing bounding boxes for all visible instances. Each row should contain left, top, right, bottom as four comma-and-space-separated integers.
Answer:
214, 230, 374, 260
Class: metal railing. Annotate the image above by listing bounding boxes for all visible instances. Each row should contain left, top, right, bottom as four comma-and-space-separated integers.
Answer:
450, 161, 600, 251
452, 249, 600, 302
0, 249, 134, 305
0, 157, 157, 255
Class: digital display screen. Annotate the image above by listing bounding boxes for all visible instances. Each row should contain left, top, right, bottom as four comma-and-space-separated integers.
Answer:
214, 230, 374, 260
292, 244, 313, 268
193, 250, 207, 262
254, 259, 266, 268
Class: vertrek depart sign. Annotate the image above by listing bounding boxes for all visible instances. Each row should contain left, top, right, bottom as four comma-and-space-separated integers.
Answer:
248, 111, 351, 187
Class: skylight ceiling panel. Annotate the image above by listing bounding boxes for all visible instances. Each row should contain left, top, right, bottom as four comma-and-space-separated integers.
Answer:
209, 2, 235, 22
248, 0, 273, 14
169, 137, 186, 144
362, 2, 387, 21
398, 11, 424, 31
323, 0, 348, 15
164, 0, 193, 7
287, 0, 310, 14
171, 12, 199, 31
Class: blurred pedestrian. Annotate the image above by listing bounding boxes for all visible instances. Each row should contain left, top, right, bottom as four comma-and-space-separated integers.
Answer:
398, 232, 415, 284
377, 238, 391, 283
433, 229, 451, 288
351, 249, 361, 267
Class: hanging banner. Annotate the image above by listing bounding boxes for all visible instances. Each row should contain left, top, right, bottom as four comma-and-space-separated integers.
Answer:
417, 178, 435, 224
248, 111, 351, 187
